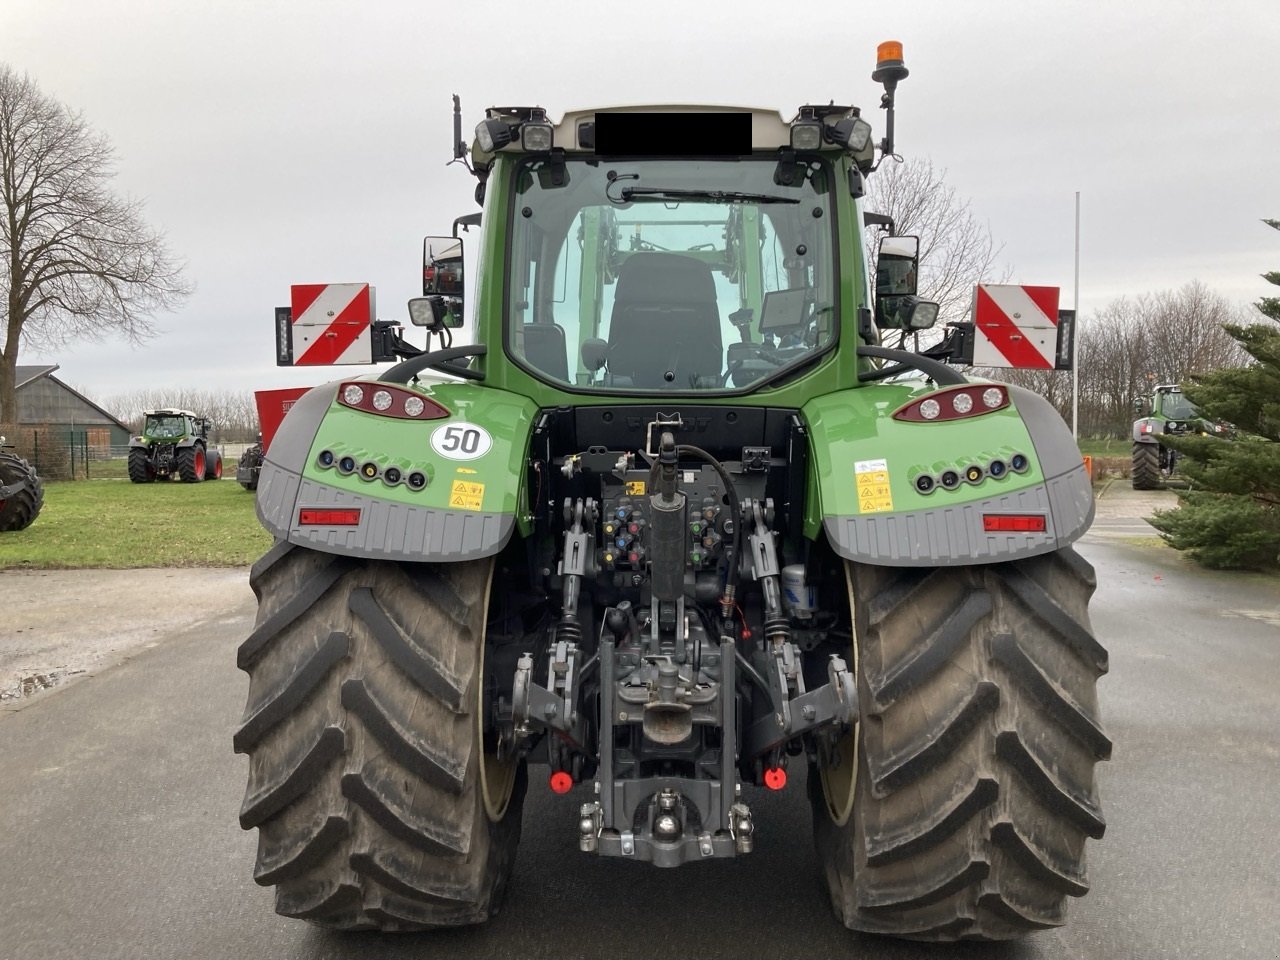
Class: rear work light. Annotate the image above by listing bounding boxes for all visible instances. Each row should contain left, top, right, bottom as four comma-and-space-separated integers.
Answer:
299, 508, 361, 526
983, 514, 1046, 533
893, 385, 1010, 422
337, 382, 449, 420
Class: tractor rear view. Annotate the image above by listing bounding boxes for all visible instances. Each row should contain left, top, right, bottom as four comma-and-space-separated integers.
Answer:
0, 435, 43, 531
1131, 384, 1228, 489
233, 43, 1109, 943
128, 409, 223, 483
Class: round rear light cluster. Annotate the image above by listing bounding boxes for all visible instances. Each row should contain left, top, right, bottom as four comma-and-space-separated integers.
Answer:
894, 385, 1010, 422
336, 381, 448, 420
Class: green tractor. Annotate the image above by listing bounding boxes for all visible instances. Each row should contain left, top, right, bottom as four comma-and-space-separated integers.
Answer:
128, 409, 223, 483
235, 45, 1108, 943
0, 434, 44, 531
1131, 384, 1227, 490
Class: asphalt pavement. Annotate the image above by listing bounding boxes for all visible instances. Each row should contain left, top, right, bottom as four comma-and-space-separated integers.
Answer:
2, 492, 1278, 960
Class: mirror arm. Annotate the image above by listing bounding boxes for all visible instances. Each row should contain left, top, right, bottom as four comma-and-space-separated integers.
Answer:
857, 345, 967, 385
379, 345, 487, 383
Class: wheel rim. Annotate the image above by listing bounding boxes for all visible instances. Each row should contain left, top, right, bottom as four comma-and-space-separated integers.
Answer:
214, 458, 223, 479
195, 448, 205, 477
818, 563, 860, 826
477, 559, 518, 821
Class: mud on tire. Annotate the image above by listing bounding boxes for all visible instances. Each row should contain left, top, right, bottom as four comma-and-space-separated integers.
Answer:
234, 543, 526, 930
811, 548, 1110, 942
1131, 442, 1161, 490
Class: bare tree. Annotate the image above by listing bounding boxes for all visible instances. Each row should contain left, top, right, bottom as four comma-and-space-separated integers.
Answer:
0, 65, 191, 425
104, 386, 262, 441
863, 157, 1011, 327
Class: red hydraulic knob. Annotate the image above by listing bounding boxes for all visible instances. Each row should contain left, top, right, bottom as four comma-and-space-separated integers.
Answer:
764, 767, 787, 791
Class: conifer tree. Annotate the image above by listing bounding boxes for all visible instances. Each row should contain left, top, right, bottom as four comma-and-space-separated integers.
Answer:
1150, 220, 1280, 568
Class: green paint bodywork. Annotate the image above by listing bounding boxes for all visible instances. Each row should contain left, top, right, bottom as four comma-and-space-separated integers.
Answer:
800, 386, 1042, 538
274, 141, 1072, 561
299, 380, 537, 519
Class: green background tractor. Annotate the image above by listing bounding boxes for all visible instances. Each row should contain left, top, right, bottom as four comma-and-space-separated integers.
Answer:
234, 46, 1108, 944
1131, 384, 1227, 489
0, 434, 44, 531
128, 409, 223, 483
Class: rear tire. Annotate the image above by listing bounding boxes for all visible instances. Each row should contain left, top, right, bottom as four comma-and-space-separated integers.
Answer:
205, 450, 223, 480
811, 549, 1110, 941
238, 446, 262, 491
0, 452, 44, 531
128, 448, 154, 483
234, 543, 526, 930
1131, 442, 1160, 490
177, 443, 206, 482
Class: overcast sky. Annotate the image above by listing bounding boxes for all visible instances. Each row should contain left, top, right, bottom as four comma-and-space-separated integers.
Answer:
5, 0, 1279, 404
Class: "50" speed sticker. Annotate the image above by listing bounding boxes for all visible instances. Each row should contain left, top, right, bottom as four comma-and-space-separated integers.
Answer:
430, 422, 493, 461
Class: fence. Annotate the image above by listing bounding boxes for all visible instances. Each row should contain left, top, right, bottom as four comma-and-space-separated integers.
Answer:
2, 425, 241, 480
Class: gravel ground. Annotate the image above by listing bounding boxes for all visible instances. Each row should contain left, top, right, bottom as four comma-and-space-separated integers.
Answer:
0, 567, 252, 706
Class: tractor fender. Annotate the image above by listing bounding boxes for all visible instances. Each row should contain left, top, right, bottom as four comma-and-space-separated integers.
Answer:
175, 436, 202, 449
254, 379, 536, 562
808, 381, 1094, 567
128, 436, 149, 449
1133, 418, 1161, 443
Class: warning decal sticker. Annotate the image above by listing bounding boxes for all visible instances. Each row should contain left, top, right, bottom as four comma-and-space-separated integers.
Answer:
854, 458, 894, 514
449, 480, 485, 511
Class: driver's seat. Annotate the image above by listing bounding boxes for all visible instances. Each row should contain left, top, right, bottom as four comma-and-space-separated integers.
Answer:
607, 253, 722, 388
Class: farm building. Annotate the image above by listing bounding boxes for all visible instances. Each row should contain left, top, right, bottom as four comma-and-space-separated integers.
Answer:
8, 365, 131, 468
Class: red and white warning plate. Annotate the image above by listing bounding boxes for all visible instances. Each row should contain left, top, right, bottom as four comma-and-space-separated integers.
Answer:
289, 283, 375, 365
971, 284, 1060, 370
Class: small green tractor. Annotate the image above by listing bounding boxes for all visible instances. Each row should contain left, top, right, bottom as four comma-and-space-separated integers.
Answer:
0, 434, 44, 531
128, 409, 223, 483
1131, 384, 1227, 490
234, 44, 1108, 943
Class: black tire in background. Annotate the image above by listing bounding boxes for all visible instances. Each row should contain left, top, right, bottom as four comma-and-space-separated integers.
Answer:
205, 450, 223, 480
0, 452, 44, 531
811, 549, 1110, 941
237, 446, 263, 491
234, 543, 526, 930
177, 443, 206, 482
128, 447, 154, 483
1131, 442, 1161, 490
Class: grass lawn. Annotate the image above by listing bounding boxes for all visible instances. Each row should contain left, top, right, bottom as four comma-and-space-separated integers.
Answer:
1078, 437, 1130, 458
0, 478, 273, 569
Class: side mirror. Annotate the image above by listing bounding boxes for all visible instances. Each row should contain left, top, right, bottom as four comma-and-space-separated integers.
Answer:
423, 235, 464, 298
1133, 397, 1149, 416
874, 235, 924, 329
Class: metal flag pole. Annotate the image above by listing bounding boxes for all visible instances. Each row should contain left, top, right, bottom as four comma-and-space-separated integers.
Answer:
1073, 191, 1080, 440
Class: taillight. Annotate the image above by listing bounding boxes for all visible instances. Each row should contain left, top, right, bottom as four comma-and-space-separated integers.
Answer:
894, 385, 1009, 422
337, 382, 449, 420
299, 508, 361, 526
983, 514, 1046, 533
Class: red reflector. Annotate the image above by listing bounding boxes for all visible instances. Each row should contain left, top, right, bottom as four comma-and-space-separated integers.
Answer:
549, 771, 574, 794
299, 508, 362, 526
764, 767, 787, 791
983, 514, 1046, 533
